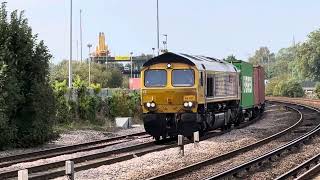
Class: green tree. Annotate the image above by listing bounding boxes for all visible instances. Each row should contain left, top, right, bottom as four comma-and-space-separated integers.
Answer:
107, 68, 123, 88
273, 47, 296, 77
0, 4, 56, 148
248, 47, 276, 79
295, 29, 320, 81
224, 55, 238, 61
51, 61, 124, 88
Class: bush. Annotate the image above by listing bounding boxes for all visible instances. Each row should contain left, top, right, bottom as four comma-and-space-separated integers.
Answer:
282, 80, 304, 97
315, 82, 320, 99
0, 4, 56, 148
52, 80, 72, 124
267, 77, 304, 97
108, 90, 141, 118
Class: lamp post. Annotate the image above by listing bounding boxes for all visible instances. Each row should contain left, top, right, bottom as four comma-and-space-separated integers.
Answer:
156, 0, 160, 55
130, 52, 133, 78
80, 9, 83, 62
163, 34, 167, 51
69, 0, 73, 88
87, 44, 92, 85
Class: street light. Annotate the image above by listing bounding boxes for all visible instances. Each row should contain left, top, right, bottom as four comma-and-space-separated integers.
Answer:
87, 44, 92, 85
130, 52, 133, 78
69, 0, 73, 88
163, 34, 167, 51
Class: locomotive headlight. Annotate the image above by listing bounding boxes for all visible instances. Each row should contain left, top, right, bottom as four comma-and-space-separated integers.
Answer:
183, 101, 193, 108
150, 102, 156, 108
146, 102, 151, 107
167, 63, 172, 68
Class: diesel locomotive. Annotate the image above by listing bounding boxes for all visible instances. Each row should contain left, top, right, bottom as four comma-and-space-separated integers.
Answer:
140, 52, 265, 140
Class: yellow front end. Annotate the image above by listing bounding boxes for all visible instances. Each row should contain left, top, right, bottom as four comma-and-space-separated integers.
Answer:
141, 63, 199, 114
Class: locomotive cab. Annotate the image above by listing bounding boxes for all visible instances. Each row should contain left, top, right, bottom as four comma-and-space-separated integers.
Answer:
141, 62, 200, 139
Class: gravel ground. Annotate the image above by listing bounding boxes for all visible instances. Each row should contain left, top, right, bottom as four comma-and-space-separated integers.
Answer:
249, 134, 320, 179
0, 135, 152, 173
0, 125, 145, 158
53, 104, 299, 180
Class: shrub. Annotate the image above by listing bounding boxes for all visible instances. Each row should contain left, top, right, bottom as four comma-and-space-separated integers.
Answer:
52, 80, 72, 124
108, 90, 141, 118
0, 4, 56, 148
282, 80, 304, 97
269, 78, 304, 97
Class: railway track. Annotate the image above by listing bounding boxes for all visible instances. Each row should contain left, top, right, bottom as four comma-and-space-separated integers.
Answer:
0, 131, 149, 169
148, 102, 320, 180
203, 102, 320, 180
0, 104, 264, 179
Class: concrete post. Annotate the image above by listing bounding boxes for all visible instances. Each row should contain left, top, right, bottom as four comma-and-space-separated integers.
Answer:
194, 131, 200, 147
18, 169, 28, 180
178, 135, 184, 156
66, 160, 74, 180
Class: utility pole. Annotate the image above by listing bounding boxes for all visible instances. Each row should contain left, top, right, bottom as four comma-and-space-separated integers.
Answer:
152, 48, 155, 57
80, 9, 83, 62
156, 0, 160, 55
87, 44, 92, 85
69, 0, 73, 88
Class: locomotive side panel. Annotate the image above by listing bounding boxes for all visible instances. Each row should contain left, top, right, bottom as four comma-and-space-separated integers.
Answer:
205, 72, 239, 102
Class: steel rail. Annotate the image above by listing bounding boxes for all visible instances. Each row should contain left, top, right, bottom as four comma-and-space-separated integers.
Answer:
275, 153, 320, 180
206, 103, 320, 180
296, 158, 320, 180
0, 138, 155, 179
0, 132, 148, 168
148, 105, 302, 180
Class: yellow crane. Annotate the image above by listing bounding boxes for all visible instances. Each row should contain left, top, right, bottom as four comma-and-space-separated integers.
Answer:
95, 32, 109, 57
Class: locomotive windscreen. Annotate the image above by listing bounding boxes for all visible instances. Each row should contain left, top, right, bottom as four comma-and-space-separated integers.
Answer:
144, 70, 167, 87
172, 69, 194, 87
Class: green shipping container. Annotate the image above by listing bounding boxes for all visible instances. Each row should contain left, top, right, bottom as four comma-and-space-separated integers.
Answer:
227, 60, 254, 109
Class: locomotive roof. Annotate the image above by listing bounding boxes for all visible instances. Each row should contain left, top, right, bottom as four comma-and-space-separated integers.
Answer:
143, 52, 238, 72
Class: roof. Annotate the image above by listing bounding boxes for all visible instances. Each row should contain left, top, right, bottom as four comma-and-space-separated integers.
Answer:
143, 52, 238, 72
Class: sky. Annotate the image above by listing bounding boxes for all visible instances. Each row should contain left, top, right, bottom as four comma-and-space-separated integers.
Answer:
3, 0, 320, 64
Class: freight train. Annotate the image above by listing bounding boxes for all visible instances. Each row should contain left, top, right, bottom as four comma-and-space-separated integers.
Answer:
140, 52, 265, 140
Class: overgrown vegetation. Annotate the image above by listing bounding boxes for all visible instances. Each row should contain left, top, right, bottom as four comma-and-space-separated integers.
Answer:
0, 3, 56, 148
52, 75, 141, 130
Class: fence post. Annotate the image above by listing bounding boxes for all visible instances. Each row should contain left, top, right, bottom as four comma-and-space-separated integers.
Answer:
65, 160, 74, 180
178, 135, 184, 156
18, 169, 28, 180
194, 131, 199, 147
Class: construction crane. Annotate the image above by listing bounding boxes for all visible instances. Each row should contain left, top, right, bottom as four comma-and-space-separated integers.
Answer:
95, 32, 109, 57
